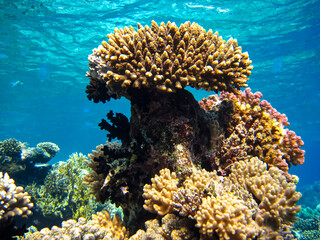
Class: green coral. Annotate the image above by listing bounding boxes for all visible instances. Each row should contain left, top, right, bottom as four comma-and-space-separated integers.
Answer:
26, 153, 99, 220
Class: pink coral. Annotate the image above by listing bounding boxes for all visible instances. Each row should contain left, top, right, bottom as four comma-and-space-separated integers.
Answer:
200, 88, 305, 179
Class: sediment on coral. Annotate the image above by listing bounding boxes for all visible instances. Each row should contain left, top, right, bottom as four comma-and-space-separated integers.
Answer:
86, 21, 252, 102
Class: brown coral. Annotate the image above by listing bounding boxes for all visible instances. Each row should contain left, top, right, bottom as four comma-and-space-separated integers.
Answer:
86, 21, 252, 102
22, 211, 129, 240
0, 172, 33, 222
143, 168, 179, 215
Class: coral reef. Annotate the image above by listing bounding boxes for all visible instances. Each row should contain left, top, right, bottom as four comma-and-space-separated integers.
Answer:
129, 213, 197, 240
293, 207, 320, 240
0, 139, 59, 185
82, 21, 305, 238
297, 180, 320, 210
199, 88, 305, 180
86, 21, 252, 102
142, 157, 301, 239
0, 172, 33, 239
21, 211, 128, 240
25, 153, 99, 223
22, 142, 60, 163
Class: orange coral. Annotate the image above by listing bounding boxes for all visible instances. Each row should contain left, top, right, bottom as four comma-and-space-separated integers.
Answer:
199, 88, 305, 179
21, 211, 128, 240
143, 168, 179, 215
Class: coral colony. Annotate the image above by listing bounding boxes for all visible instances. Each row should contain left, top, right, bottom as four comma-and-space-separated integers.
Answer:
1, 21, 306, 239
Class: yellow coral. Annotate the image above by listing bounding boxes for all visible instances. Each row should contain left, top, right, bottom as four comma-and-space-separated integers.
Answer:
228, 157, 301, 232
129, 213, 195, 240
0, 172, 33, 222
21, 211, 128, 240
26, 153, 99, 220
143, 168, 179, 215
86, 21, 252, 102
195, 193, 259, 239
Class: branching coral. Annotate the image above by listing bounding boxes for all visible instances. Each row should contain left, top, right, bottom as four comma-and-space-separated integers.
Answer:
0, 172, 33, 221
0, 172, 33, 239
86, 21, 252, 102
142, 157, 301, 239
99, 110, 131, 146
199, 88, 305, 179
143, 168, 179, 215
21, 211, 129, 240
129, 213, 196, 240
195, 193, 259, 240
228, 158, 301, 235
26, 153, 99, 221
83, 141, 130, 203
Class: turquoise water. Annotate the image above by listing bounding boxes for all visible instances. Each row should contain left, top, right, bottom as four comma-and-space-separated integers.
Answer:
0, 0, 319, 190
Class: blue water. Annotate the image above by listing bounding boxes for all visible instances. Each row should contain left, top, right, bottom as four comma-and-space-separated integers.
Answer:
0, 0, 319, 189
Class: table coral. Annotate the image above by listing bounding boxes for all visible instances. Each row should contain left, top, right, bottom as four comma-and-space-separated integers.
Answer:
86, 21, 252, 102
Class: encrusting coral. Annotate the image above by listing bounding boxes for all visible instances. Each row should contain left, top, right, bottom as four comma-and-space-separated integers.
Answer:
86, 21, 252, 102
